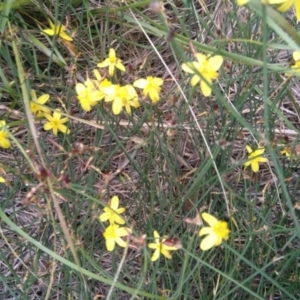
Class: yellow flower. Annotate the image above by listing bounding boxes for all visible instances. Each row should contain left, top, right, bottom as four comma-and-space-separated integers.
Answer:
97, 48, 126, 77
280, 147, 291, 158
75, 81, 104, 112
0, 176, 5, 183
244, 145, 268, 173
133, 76, 163, 103
102, 84, 140, 115
42, 19, 73, 41
0, 121, 11, 149
43, 110, 70, 136
30, 89, 51, 117
277, 0, 300, 21
148, 230, 179, 261
103, 224, 130, 251
182, 53, 223, 97
199, 213, 230, 251
99, 196, 126, 225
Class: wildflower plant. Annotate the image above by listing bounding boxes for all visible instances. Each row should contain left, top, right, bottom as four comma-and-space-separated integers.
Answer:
5, 3, 300, 299
148, 230, 179, 261
97, 48, 126, 77
75, 81, 104, 112
199, 213, 230, 251
133, 76, 164, 103
244, 145, 268, 173
42, 19, 73, 41
99, 196, 126, 225
103, 224, 131, 251
181, 53, 223, 96
30, 89, 51, 117
43, 110, 70, 136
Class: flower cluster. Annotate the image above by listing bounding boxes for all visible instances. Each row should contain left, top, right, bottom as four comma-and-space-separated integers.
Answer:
99, 197, 230, 258
98, 195, 183, 258
99, 196, 131, 251
75, 48, 164, 115
29, 89, 70, 136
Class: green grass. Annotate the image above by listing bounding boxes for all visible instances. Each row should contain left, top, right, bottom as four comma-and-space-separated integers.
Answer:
1, 0, 300, 299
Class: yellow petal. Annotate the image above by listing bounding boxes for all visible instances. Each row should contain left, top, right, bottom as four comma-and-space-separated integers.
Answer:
110, 196, 119, 209
151, 249, 160, 261
42, 29, 55, 36
0, 176, 5, 183
207, 55, 223, 71
53, 111, 62, 120
153, 230, 160, 239
108, 48, 116, 58
200, 80, 212, 97
43, 122, 52, 131
116, 61, 126, 72
149, 89, 160, 102
99, 213, 108, 222
48, 19, 55, 29
108, 64, 115, 77
182, 62, 198, 74
0, 135, 10, 148
295, 0, 300, 21
199, 227, 213, 237
277, 0, 293, 12
200, 233, 217, 251
112, 98, 123, 115
75, 83, 86, 95
202, 213, 218, 227
251, 161, 259, 173
148, 243, 158, 249
293, 51, 300, 62
195, 53, 206, 64
114, 215, 125, 225
58, 124, 69, 134
258, 157, 268, 163
106, 239, 115, 251
97, 59, 110, 68
37, 94, 50, 104
246, 145, 253, 154
80, 100, 92, 112
133, 78, 147, 89
244, 160, 252, 167
59, 31, 73, 41
31, 89, 38, 101
161, 248, 172, 259
236, 0, 249, 5
190, 75, 201, 87
152, 77, 163, 86
115, 237, 127, 248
